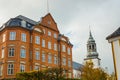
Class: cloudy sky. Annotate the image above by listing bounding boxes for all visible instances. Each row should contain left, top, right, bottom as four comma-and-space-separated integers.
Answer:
0, 0, 120, 73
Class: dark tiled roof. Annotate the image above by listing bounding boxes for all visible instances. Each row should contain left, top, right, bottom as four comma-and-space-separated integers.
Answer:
106, 27, 120, 39
0, 15, 39, 31
16, 15, 38, 25
73, 61, 83, 70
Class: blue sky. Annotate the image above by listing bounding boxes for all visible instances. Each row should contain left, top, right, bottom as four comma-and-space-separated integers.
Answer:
0, 0, 119, 73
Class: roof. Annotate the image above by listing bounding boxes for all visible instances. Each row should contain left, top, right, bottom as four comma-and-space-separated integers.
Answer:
73, 61, 83, 70
16, 15, 38, 25
106, 27, 120, 39
0, 15, 38, 31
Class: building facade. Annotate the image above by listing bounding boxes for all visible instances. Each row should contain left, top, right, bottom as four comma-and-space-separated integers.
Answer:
106, 27, 120, 80
84, 30, 101, 68
73, 61, 83, 79
0, 13, 73, 79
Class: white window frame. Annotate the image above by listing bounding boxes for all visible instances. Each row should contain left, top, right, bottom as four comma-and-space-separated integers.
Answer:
8, 48, 15, 57
48, 41, 51, 49
42, 39, 45, 47
42, 53, 45, 62
68, 58, 71, 67
54, 55, 58, 64
9, 32, 16, 40
48, 31, 51, 36
48, 54, 52, 63
21, 33, 26, 42
67, 48, 71, 55
35, 36, 40, 44
7, 63, 14, 75
34, 65, 39, 70
62, 57, 66, 66
35, 51, 40, 60
20, 48, 26, 58
20, 64, 25, 72
62, 45, 66, 52
54, 43, 57, 51
54, 33, 57, 38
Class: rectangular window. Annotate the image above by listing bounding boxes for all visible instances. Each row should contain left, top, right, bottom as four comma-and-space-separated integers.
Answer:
7, 64, 14, 75
54, 33, 57, 38
20, 64, 25, 72
48, 54, 52, 63
48, 31, 51, 36
48, 41, 51, 49
21, 33, 26, 42
67, 48, 71, 55
42, 39, 45, 47
1, 48, 4, 58
35, 51, 40, 60
9, 32, 16, 40
0, 65, 3, 76
54, 43, 57, 51
68, 58, 71, 67
3, 34, 6, 42
62, 45, 66, 52
42, 53, 45, 62
8, 48, 14, 57
54, 55, 58, 64
20, 49, 26, 58
34, 65, 39, 70
35, 36, 40, 44
62, 57, 66, 66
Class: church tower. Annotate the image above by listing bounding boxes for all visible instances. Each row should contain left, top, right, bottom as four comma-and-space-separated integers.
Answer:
84, 30, 101, 68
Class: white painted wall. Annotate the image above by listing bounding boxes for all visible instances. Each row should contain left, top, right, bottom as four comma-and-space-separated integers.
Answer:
113, 40, 120, 80
73, 69, 81, 79
92, 59, 100, 68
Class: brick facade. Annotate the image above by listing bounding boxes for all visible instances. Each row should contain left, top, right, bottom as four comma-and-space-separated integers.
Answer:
0, 13, 73, 79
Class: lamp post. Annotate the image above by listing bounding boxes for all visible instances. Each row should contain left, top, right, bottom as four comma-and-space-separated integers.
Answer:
57, 34, 62, 77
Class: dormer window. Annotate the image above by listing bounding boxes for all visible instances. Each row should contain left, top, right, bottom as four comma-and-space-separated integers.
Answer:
21, 20, 26, 27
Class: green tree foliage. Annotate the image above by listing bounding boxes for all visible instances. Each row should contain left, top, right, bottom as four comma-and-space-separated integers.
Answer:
80, 62, 108, 80
16, 67, 65, 80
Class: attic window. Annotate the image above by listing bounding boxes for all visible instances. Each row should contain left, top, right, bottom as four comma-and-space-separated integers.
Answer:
48, 20, 51, 25
21, 20, 26, 27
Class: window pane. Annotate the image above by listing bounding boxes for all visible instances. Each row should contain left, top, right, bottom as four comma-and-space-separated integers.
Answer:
8, 48, 14, 57
35, 51, 40, 60
21, 33, 26, 42
62, 45, 66, 52
35, 36, 40, 44
20, 64, 25, 72
20, 49, 26, 58
7, 64, 14, 75
42, 39, 45, 47
48, 42, 51, 49
54, 43, 57, 51
48, 54, 52, 63
9, 32, 16, 40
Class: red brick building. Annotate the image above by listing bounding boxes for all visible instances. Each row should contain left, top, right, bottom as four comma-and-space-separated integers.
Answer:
0, 13, 73, 79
